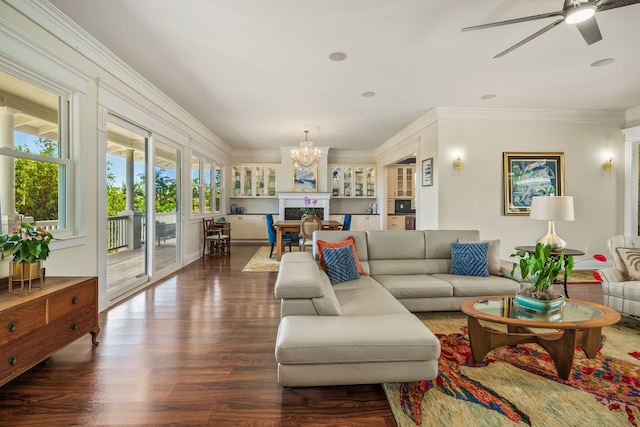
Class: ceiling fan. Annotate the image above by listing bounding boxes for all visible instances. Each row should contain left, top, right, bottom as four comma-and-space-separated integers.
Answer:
462, 0, 640, 58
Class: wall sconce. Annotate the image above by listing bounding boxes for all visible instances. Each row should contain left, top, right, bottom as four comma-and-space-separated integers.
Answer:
453, 156, 462, 175
603, 157, 612, 176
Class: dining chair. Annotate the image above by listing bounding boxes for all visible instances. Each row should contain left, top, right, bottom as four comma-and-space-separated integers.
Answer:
202, 218, 231, 256
266, 214, 292, 258
299, 215, 322, 252
341, 214, 352, 231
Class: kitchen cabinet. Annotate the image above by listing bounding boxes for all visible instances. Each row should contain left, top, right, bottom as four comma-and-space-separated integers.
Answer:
231, 164, 277, 197
329, 214, 379, 231
329, 164, 376, 198
388, 166, 415, 198
387, 216, 405, 230
228, 214, 270, 239
405, 215, 416, 230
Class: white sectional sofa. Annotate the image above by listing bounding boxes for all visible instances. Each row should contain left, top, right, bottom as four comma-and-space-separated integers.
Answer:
274, 229, 520, 387
599, 235, 640, 318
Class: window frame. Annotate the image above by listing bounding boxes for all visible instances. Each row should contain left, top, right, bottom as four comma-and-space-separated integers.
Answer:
0, 75, 74, 238
191, 152, 223, 216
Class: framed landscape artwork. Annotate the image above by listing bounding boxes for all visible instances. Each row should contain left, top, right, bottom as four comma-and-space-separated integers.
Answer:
292, 161, 318, 192
503, 152, 565, 216
421, 158, 433, 187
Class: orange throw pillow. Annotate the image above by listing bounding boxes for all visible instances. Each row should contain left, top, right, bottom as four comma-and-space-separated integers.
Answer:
316, 236, 365, 275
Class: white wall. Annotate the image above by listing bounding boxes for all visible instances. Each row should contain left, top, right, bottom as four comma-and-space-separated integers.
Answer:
426, 116, 624, 261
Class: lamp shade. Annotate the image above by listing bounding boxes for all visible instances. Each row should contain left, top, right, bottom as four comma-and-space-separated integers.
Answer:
529, 196, 574, 221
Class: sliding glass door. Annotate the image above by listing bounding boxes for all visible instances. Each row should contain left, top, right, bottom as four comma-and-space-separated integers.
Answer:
154, 140, 180, 272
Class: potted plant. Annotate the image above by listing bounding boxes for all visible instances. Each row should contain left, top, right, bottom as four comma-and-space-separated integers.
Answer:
510, 242, 574, 312
300, 196, 318, 217
0, 222, 54, 288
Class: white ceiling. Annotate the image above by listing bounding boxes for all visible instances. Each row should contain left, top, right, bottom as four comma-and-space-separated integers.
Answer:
48, 0, 640, 151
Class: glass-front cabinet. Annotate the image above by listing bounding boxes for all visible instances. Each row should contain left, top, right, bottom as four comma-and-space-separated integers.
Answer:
393, 166, 415, 198
231, 164, 277, 197
330, 164, 376, 198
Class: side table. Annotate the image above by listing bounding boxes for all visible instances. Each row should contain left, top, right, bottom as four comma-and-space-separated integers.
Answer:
514, 246, 585, 298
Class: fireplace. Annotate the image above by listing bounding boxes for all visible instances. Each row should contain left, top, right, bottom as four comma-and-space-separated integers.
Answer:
277, 192, 331, 220
285, 207, 325, 220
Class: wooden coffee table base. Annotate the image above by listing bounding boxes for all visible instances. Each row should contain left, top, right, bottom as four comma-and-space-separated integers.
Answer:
467, 316, 602, 380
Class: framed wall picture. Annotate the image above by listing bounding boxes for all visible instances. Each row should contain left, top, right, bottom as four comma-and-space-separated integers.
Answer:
292, 161, 318, 192
421, 158, 433, 187
503, 152, 565, 215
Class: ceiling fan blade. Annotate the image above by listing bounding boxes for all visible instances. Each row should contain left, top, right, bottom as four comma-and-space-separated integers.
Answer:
597, 0, 640, 12
575, 16, 603, 44
494, 19, 564, 58
462, 11, 564, 32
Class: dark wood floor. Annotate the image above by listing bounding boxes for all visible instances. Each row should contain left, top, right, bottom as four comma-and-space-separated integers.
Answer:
0, 244, 605, 426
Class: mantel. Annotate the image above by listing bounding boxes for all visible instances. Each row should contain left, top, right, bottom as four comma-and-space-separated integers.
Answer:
277, 192, 332, 220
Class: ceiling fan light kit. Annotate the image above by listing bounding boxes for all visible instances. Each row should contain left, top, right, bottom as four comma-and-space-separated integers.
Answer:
462, 0, 640, 57
565, 4, 597, 24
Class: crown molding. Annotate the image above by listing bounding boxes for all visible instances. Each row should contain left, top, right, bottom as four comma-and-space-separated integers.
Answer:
6, 0, 232, 155
436, 106, 625, 123
232, 148, 281, 158
374, 108, 437, 158
626, 106, 640, 125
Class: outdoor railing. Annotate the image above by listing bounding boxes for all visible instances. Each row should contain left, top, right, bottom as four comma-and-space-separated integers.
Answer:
107, 215, 130, 251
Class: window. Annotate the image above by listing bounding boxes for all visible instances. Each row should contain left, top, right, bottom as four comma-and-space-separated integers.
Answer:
0, 70, 70, 233
191, 153, 223, 215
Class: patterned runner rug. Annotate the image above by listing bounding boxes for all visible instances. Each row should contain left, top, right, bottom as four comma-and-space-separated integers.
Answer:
383, 312, 640, 427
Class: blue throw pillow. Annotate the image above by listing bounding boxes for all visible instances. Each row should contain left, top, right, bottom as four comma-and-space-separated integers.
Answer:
322, 244, 360, 285
450, 241, 489, 277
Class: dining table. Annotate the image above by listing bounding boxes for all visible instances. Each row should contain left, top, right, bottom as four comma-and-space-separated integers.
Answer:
273, 219, 343, 261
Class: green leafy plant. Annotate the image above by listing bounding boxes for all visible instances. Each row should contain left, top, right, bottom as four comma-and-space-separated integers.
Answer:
510, 243, 574, 299
0, 222, 54, 263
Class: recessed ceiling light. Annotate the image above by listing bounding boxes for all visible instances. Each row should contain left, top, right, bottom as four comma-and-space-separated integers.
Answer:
590, 58, 614, 67
361, 91, 376, 97
328, 52, 347, 61
480, 94, 496, 100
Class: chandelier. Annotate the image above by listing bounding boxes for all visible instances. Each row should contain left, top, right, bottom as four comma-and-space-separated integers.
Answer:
291, 130, 321, 167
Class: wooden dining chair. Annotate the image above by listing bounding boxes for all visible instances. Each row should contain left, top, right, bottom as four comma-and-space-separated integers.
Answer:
299, 215, 322, 252
203, 218, 231, 256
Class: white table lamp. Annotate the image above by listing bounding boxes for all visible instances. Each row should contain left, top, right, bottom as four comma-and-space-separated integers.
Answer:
529, 195, 574, 250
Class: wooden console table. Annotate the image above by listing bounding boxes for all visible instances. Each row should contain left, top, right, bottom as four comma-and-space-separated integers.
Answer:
0, 276, 100, 387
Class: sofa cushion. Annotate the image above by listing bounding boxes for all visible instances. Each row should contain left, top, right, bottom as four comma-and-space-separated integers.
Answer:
373, 274, 454, 299
366, 230, 426, 260
450, 241, 489, 277
275, 313, 440, 364
459, 239, 501, 276
431, 273, 521, 297
368, 259, 431, 276
424, 230, 480, 259
317, 236, 365, 275
616, 247, 640, 280
275, 252, 324, 299
332, 276, 410, 315
322, 244, 361, 285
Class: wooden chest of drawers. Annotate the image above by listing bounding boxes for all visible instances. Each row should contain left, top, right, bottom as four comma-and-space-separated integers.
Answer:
0, 276, 99, 387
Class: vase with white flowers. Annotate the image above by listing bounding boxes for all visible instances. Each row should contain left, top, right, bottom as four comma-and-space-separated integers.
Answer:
0, 222, 54, 292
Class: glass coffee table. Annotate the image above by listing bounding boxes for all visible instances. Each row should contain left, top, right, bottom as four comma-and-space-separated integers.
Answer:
460, 296, 621, 380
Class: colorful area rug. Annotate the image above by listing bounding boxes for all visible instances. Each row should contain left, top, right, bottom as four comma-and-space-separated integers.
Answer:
383, 312, 640, 426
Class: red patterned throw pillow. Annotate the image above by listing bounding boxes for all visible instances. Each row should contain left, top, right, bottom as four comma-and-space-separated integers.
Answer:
316, 236, 365, 275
